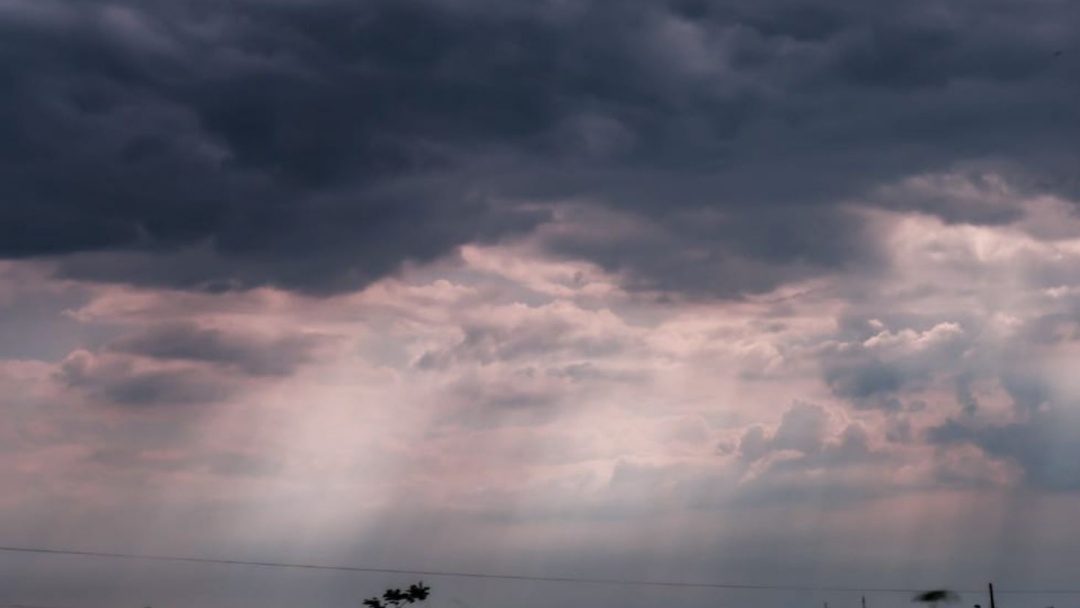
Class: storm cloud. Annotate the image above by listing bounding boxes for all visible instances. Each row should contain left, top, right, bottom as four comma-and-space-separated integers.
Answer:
6, 2, 1080, 608
1, 0, 1077, 296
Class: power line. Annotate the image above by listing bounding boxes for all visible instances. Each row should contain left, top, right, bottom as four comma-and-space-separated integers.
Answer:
1, 544, 1079, 596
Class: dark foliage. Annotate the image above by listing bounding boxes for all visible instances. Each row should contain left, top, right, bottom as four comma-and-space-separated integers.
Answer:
362, 582, 431, 608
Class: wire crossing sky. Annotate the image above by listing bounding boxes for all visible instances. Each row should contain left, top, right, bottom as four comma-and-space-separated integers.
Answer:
1, 545, 1078, 596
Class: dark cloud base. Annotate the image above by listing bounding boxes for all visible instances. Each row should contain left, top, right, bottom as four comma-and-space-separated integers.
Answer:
2, 0, 1078, 296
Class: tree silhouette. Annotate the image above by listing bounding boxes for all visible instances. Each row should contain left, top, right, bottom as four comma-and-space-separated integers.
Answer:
913, 589, 961, 608
362, 582, 431, 608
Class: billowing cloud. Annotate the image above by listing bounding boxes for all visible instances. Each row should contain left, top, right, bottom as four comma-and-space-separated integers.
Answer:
1, 0, 1077, 297
5, 189, 1080, 608
5, 1, 1080, 607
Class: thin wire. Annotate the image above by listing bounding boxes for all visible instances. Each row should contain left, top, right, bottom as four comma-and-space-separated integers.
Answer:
1, 545, 1078, 595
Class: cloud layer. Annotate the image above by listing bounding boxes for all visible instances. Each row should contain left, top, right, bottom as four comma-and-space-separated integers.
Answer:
4, 1, 1080, 607
2, 0, 1077, 295
6, 190, 1080, 606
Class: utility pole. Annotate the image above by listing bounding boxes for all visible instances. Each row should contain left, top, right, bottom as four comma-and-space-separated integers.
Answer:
988, 583, 997, 608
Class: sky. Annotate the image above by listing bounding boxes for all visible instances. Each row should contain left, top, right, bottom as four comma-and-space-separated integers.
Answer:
1, 0, 1080, 607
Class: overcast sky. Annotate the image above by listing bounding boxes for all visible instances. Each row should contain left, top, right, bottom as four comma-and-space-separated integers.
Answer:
2, 1, 1080, 607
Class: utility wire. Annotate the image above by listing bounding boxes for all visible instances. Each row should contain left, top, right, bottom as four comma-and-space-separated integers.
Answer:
1, 544, 1078, 596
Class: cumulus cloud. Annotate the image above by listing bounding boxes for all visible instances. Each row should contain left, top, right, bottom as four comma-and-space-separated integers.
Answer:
821, 320, 969, 410
7, 206, 1080, 605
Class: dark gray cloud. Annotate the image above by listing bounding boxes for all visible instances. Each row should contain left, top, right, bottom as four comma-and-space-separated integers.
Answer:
928, 406, 1080, 491
2, 0, 1077, 297
0, 0, 547, 293
769, 401, 830, 454
819, 318, 971, 410
824, 359, 906, 402
57, 349, 235, 407
542, 203, 882, 298
414, 313, 630, 370
736, 401, 876, 468
108, 321, 328, 377
922, 337, 1080, 490
726, 402, 901, 506
54, 321, 328, 406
